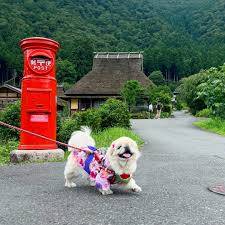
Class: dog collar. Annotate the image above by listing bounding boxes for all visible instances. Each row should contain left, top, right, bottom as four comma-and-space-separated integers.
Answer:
113, 173, 131, 184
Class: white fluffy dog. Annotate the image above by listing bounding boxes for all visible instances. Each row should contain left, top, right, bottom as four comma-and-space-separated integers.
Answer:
64, 127, 142, 195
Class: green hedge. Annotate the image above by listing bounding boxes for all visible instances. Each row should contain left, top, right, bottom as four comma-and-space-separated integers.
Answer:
0, 101, 20, 141
58, 99, 131, 143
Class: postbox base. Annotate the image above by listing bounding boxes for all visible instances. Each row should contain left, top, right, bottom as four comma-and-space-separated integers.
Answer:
10, 149, 64, 163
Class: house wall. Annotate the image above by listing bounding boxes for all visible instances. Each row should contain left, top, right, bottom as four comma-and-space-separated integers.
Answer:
69, 98, 107, 113
0, 88, 20, 109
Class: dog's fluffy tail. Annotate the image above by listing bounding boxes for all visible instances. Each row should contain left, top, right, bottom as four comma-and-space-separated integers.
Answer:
80, 126, 92, 135
68, 126, 93, 152
70, 126, 92, 137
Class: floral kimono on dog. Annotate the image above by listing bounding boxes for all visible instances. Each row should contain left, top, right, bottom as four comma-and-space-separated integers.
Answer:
72, 146, 131, 191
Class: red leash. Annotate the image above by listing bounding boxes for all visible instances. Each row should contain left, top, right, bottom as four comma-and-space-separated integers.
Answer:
0, 121, 93, 154
0, 121, 114, 173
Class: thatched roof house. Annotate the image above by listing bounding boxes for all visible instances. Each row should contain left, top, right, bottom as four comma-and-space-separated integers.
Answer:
65, 52, 153, 112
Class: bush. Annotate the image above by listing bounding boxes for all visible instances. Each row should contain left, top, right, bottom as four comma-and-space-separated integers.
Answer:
174, 100, 183, 111
196, 108, 213, 118
57, 108, 101, 144
147, 85, 173, 115
99, 98, 131, 129
121, 80, 147, 111
163, 104, 172, 113
197, 66, 225, 118
72, 108, 101, 131
160, 112, 171, 118
0, 101, 20, 141
131, 111, 152, 119
57, 117, 79, 144
58, 99, 131, 143
177, 69, 213, 114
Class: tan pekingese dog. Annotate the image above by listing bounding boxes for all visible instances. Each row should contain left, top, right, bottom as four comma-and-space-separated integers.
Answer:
64, 127, 142, 195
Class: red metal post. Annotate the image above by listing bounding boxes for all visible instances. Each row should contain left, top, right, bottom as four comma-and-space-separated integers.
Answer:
19, 37, 60, 150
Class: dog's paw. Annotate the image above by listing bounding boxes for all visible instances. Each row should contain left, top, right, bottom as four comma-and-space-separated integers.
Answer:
132, 185, 142, 192
99, 189, 113, 195
65, 181, 77, 188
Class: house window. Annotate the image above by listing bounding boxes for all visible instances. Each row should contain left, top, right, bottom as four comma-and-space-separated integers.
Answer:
93, 99, 105, 108
71, 99, 78, 110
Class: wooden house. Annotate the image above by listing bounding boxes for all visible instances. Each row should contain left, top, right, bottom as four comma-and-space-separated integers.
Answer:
0, 84, 21, 109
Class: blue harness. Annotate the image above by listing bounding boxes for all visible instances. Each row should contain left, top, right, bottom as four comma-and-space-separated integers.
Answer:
83, 146, 97, 174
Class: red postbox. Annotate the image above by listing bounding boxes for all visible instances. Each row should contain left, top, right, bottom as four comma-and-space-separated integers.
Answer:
18, 37, 60, 150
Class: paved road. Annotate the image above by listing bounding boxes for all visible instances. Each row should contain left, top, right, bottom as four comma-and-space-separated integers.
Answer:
1, 111, 225, 225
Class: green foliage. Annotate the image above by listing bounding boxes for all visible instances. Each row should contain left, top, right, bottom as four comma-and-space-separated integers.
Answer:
131, 111, 152, 119
168, 81, 179, 92
0, 101, 20, 141
1, 0, 225, 82
93, 127, 144, 148
196, 108, 212, 118
160, 112, 171, 118
179, 64, 225, 117
177, 70, 209, 114
121, 80, 146, 111
174, 100, 183, 111
194, 118, 225, 136
99, 99, 131, 129
58, 109, 101, 143
57, 118, 79, 144
0, 140, 18, 165
149, 71, 165, 86
197, 66, 225, 118
58, 99, 131, 143
72, 109, 101, 132
57, 59, 77, 83
147, 85, 173, 114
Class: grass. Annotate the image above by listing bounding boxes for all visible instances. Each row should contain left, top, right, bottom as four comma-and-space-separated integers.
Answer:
193, 117, 225, 136
93, 127, 144, 148
64, 127, 144, 159
0, 127, 144, 164
0, 140, 18, 165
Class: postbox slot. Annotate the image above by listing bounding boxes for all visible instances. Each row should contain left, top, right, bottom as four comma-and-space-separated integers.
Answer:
30, 114, 49, 123
26, 88, 51, 112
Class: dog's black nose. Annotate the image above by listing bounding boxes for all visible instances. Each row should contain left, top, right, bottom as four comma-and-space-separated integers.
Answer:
124, 146, 131, 153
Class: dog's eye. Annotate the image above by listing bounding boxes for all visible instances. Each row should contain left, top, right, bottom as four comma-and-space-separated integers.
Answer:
117, 146, 122, 149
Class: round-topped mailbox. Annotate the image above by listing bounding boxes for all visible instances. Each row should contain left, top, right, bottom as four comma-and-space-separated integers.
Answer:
19, 37, 60, 150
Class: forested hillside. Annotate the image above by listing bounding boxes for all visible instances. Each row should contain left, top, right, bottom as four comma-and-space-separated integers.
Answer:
0, 0, 225, 84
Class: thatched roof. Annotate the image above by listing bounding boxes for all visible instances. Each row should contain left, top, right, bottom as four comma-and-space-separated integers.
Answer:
65, 52, 153, 96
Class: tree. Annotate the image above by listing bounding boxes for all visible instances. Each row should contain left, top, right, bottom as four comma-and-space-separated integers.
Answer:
146, 85, 173, 114
121, 80, 145, 111
57, 59, 77, 84
71, 38, 94, 80
197, 65, 225, 118
148, 71, 166, 86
